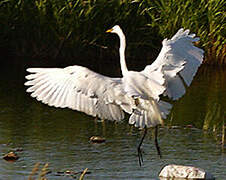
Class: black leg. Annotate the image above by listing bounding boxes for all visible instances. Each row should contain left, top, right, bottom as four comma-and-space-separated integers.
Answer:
154, 125, 162, 158
137, 125, 147, 166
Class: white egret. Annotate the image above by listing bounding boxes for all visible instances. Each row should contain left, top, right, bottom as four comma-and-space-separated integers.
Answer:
25, 25, 204, 166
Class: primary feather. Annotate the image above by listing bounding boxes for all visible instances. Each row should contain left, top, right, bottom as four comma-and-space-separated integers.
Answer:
25, 26, 204, 128
143, 28, 204, 100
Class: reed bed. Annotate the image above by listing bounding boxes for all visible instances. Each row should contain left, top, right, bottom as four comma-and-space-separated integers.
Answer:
1, 0, 225, 64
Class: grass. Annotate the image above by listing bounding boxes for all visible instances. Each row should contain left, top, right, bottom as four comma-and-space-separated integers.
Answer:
28, 162, 49, 180
1, 0, 225, 64
28, 162, 89, 180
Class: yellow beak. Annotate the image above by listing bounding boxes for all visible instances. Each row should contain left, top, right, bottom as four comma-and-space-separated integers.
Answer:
106, 28, 113, 33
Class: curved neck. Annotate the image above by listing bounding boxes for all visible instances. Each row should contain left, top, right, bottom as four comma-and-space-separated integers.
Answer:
118, 31, 128, 76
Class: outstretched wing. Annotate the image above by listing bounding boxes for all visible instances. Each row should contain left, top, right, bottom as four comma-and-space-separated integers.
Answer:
143, 28, 204, 100
25, 65, 134, 121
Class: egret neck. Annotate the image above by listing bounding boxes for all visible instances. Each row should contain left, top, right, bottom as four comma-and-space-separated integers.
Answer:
118, 30, 128, 76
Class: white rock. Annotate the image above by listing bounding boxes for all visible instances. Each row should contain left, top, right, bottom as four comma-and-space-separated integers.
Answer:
159, 164, 215, 180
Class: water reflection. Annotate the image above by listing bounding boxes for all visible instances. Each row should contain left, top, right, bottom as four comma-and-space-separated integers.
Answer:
168, 67, 225, 140
0, 62, 225, 179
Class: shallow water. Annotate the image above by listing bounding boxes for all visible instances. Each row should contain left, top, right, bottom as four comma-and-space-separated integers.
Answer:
0, 61, 225, 179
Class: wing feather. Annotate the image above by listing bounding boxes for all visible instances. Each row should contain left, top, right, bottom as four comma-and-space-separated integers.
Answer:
143, 28, 204, 100
25, 65, 132, 121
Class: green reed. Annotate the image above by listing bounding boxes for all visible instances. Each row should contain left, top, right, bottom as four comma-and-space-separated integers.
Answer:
0, 0, 225, 64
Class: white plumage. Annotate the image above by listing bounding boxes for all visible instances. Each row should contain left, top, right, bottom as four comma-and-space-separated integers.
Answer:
25, 25, 204, 129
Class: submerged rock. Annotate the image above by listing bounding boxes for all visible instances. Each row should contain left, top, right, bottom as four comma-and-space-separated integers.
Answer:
90, 136, 106, 143
159, 164, 215, 180
3, 152, 19, 161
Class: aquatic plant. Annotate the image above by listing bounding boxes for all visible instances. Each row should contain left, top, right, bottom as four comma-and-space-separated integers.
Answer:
28, 162, 49, 180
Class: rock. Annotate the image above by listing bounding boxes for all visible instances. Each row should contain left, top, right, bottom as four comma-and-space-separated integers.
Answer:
185, 124, 193, 128
159, 164, 215, 180
90, 136, 106, 143
3, 152, 19, 161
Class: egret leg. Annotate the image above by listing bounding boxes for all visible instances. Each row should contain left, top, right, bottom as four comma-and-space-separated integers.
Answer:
154, 125, 162, 158
137, 125, 147, 166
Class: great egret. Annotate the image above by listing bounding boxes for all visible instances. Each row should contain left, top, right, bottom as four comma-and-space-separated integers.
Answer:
25, 25, 204, 166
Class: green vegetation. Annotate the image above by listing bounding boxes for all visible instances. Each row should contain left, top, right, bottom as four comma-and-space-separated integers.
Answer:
1, 0, 225, 64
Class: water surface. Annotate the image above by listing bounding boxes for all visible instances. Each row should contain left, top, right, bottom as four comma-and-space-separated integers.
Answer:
0, 61, 225, 179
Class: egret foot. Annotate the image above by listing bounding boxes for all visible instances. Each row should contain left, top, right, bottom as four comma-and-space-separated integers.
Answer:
137, 125, 147, 166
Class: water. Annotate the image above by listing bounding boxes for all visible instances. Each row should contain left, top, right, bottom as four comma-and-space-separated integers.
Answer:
0, 60, 225, 180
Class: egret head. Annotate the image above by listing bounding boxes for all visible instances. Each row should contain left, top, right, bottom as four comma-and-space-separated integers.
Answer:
106, 25, 122, 34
